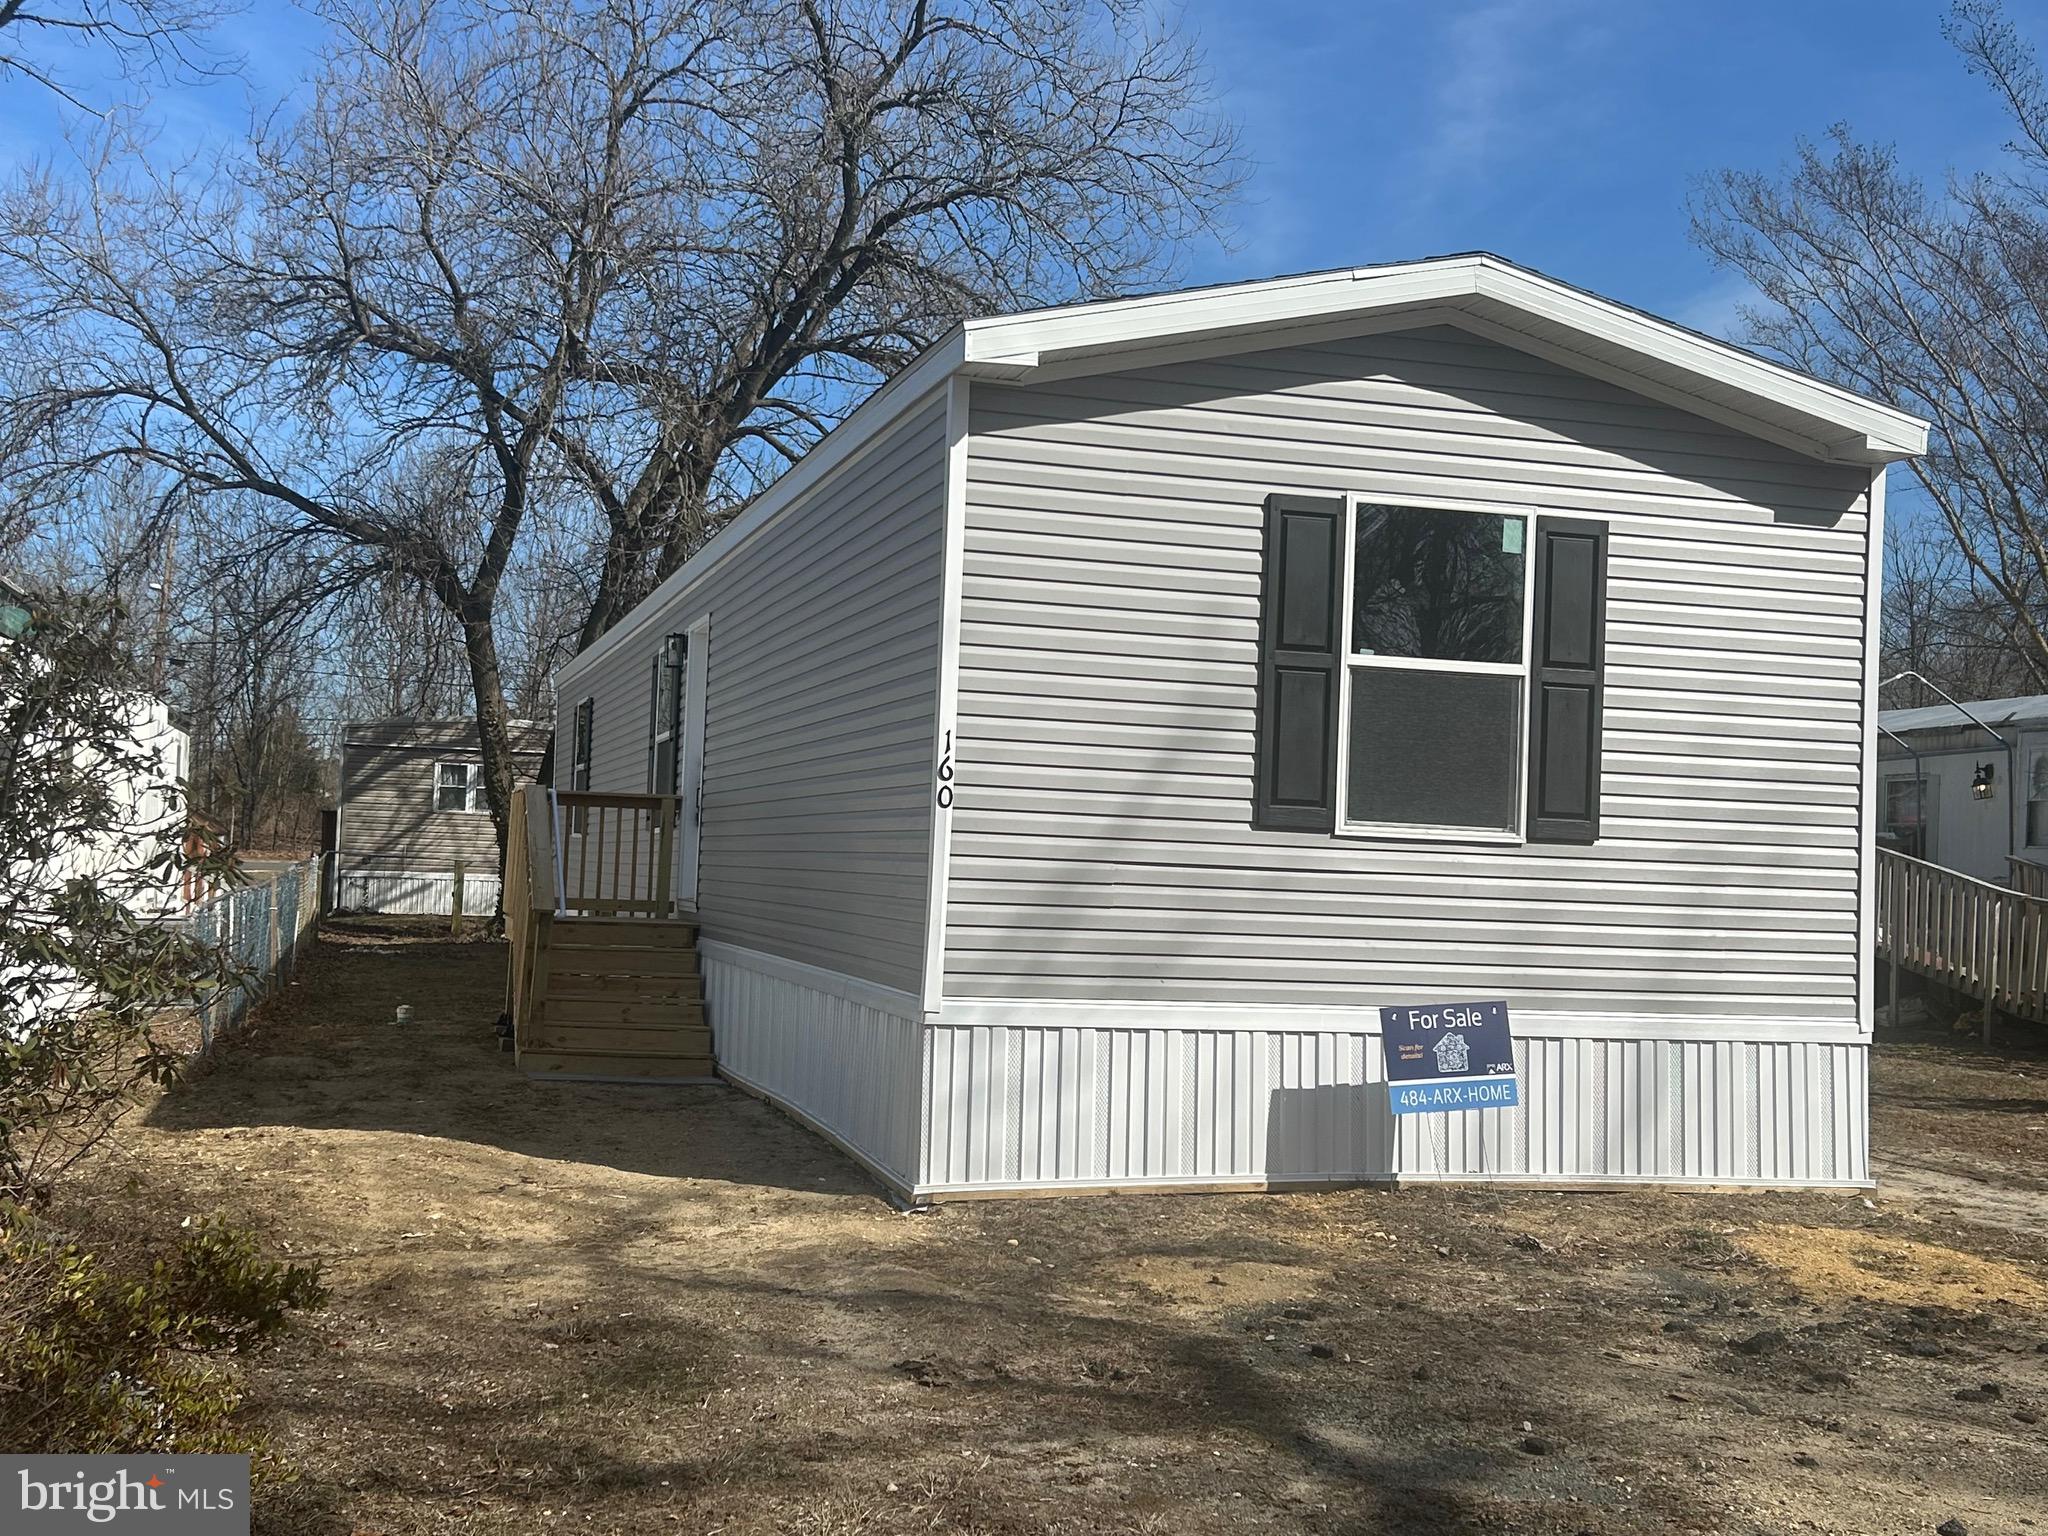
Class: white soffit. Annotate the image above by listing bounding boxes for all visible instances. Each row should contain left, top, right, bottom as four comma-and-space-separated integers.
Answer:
958, 254, 1930, 466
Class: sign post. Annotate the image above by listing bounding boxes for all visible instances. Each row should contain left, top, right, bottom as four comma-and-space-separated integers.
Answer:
1379, 1001, 1520, 1115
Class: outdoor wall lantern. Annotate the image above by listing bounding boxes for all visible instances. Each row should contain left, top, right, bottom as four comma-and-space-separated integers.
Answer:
1973, 762, 1997, 800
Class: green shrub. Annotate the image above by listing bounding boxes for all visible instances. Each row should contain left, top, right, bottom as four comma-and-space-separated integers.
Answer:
0, 1209, 327, 1454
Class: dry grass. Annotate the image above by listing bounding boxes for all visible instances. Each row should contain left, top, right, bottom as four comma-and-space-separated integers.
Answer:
57, 919, 2048, 1535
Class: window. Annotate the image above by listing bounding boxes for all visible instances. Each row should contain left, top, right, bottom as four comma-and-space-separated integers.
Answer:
1341, 502, 1532, 836
1882, 775, 1934, 861
2029, 751, 2048, 847
435, 761, 487, 814
1252, 493, 1605, 843
647, 634, 686, 794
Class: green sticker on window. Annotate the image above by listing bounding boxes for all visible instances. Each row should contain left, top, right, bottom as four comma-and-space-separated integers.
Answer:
1502, 520, 1524, 555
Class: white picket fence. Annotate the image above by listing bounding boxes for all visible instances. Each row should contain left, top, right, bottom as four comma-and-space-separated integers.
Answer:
334, 867, 503, 917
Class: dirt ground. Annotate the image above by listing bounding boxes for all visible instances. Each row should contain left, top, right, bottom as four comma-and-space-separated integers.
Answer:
69, 919, 2048, 1535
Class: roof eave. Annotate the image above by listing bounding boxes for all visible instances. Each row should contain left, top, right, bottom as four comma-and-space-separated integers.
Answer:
959, 253, 1930, 467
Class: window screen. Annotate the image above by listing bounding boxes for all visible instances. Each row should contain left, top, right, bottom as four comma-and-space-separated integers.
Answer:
435, 762, 483, 813
1352, 503, 1526, 663
1346, 668, 1521, 831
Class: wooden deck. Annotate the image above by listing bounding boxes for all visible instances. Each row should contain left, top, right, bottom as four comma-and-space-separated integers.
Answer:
505, 785, 711, 1082
1878, 847, 2048, 1035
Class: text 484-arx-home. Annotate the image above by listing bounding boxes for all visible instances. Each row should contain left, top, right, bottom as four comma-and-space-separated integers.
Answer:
521, 252, 1928, 1200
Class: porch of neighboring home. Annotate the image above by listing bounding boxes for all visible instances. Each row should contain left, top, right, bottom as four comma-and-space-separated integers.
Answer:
1878, 846, 2048, 1036
502, 784, 711, 1082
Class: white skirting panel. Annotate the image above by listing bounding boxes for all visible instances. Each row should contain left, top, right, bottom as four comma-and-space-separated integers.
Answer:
700, 940, 925, 1195
336, 869, 502, 917
916, 1020, 1870, 1195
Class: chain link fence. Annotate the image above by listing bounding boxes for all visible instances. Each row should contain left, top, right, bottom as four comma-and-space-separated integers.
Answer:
185, 853, 332, 1052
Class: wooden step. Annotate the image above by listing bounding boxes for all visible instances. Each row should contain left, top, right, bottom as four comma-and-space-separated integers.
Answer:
545, 945, 702, 977
542, 968, 701, 997
529, 1023, 712, 1056
545, 978, 702, 1007
550, 917, 698, 946
520, 1049, 716, 1082
540, 996, 704, 1027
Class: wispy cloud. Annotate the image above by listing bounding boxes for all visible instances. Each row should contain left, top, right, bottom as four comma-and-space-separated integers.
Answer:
1669, 270, 1762, 342
1400, 0, 1625, 232
1420, 0, 1547, 181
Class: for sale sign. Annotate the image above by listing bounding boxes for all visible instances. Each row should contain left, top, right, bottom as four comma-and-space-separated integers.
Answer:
1379, 1001, 1520, 1114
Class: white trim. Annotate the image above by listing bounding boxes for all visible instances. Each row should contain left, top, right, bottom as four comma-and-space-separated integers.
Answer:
932, 997, 1867, 1045
1856, 466, 1885, 1034
1336, 493, 1535, 839
698, 937, 923, 1019
557, 357, 962, 689
961, 255, 1928, 461
432, 759, 489, 814
1344, 654, 1525, 675
920, 376, 971, 1014
679, 615, 710, 908
1332, 823, 1523, 845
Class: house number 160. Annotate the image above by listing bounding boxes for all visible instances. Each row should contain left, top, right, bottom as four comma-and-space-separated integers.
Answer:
935, 729, 955, 809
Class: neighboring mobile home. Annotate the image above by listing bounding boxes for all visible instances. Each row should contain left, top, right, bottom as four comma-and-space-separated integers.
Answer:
550, 254, 1928, 1198
1877, 694, 2048, 885
336, 718, 547, 914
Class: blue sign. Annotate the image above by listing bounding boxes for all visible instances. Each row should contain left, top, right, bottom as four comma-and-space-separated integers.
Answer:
1379, 1001, 1520, 1115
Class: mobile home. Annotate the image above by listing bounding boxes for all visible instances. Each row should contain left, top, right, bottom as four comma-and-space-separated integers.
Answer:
543, 254, 1928, 1198
1877, 694, 2048, 885
336, 717, 547, 915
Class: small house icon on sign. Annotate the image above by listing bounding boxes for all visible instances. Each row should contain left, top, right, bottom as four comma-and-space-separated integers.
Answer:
1433, 1032, 1470, 1073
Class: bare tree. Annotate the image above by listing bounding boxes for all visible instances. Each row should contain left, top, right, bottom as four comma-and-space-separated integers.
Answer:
0, 0, 229, 107
1693, 0, 2048, 689
0, 0, 1238, 867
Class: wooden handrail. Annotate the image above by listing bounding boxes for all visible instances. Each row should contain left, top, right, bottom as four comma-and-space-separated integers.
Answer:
554, 790, 674, 811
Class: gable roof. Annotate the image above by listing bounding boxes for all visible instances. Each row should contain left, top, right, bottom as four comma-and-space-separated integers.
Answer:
561, 252, 1929, 686
960, 254, 1928, 465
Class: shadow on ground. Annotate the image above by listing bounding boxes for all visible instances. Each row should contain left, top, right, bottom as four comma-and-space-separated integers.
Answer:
146, 916, 878, 1199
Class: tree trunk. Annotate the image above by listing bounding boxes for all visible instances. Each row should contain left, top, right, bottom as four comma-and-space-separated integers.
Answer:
459, 607, 518, 916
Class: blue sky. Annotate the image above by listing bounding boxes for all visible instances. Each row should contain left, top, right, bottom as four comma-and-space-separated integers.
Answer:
3, 0, 2033, 342
1171, 0, 2034, 336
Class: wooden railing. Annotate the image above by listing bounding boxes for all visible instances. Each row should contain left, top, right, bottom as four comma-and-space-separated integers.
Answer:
503, 783, 557, 1053
503, 785, 686, 1062
2010, 856, 2048, 901
1878, 847, 2048, 1036
552, 790, 680, 919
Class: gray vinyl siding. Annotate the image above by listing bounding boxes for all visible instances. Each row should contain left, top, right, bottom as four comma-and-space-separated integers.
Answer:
943, 325, 1874, 1023
561, 398, 948, 994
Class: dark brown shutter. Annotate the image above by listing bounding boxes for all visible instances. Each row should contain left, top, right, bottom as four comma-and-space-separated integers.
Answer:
1526, 517, 1608, 843
1254, 493, 1346, 831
